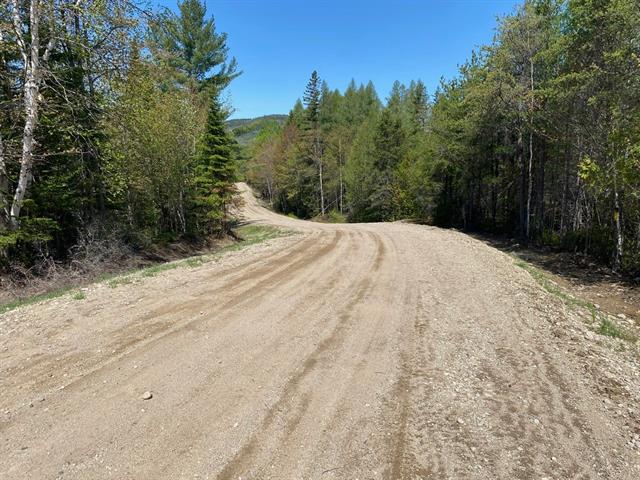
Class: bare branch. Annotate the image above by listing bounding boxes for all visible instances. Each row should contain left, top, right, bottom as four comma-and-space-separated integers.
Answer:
10, 0, 28, 65
42, 0, 57, 62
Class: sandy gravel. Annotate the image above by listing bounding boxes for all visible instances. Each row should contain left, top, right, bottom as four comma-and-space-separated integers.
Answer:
1, 183, 639, 479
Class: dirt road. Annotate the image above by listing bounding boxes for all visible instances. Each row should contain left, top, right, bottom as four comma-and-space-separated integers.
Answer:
1, 184, 639, 479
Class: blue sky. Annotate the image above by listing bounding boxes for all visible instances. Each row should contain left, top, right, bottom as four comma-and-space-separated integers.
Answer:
155, 0, 521, 119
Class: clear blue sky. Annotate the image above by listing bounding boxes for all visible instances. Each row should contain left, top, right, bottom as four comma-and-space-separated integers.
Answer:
154, 0, 521, 119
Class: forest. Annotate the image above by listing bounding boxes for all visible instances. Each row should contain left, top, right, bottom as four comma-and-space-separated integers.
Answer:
1, 0, 640, 285
247, 0, 640, 273
1, 0, 239, 282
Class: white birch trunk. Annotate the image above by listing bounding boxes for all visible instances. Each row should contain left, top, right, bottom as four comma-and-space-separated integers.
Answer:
319, 158, 325, 216
525, 33, 535, 240
0, 132, 9, 227
9, 0, 58, 229
338, 138, 344, 214
613, 170, 623, 272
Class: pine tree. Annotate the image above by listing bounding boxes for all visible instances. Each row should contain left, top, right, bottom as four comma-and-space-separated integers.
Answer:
302, 71, 325, 215
409, 80, 429, 132
369, 108, 406, 221
150, 0, 240, 92
303, 71, 321, 127
193, 94, 237, 234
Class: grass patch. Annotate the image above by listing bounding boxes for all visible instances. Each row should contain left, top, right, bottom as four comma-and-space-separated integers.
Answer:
140, 262, 179, 277
515, 258, 636, 343
0, 225, 292, 315
107, 276, 134, 288
183, 257, 204, 268
312, 210, 347, 224
0, 287, 73, 315
515, 260, 588, 310
71, 291, 86, 300
598, 317, 637, 342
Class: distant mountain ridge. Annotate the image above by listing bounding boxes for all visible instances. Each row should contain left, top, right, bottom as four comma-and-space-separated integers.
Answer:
227, 114, 287, 146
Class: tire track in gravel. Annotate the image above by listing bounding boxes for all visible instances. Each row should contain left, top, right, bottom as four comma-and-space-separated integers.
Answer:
1, 184, 638, 480
138, 231, 374, 479
216, 231, 387, 480
50, 231, 347, 393
0, 230, 361, 478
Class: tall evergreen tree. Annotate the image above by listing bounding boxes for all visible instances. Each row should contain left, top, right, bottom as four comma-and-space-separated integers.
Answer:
302, 71, 326, 215
193, 95, 237, 233
409, 80, 430, 132
369, 108, 407, 221
150, 0, 240, 92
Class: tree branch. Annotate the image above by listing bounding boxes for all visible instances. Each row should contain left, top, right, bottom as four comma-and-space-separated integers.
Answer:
10, 0, 28, 65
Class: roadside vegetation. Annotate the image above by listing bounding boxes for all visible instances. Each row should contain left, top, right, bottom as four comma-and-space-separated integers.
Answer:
0, 224, 290, 314
2, 0, 639, 294
1, 0, 241, 292
246, 0, 640, 275
515, 259, 637, 343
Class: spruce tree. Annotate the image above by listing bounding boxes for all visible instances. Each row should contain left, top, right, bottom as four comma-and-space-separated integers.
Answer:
303, 71, 321, 127
150, 0, 240, 92
369, 108, 406, 221
193, 94, 237, 234
302, 71, 325, 215
409, 80, 429, 132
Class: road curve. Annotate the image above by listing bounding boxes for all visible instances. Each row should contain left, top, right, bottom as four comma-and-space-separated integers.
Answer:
0, 183, 638, 479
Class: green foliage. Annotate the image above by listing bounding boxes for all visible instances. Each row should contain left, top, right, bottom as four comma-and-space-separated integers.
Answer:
326, 210, 347, 223
421, 0, 640, 271
229, 115, 287, 146
150, 0, 240, 92
0, 218, 59, 264
192, 94, 238, 233
1, 0, 240, 272
102, 57, 201, 244
72, 291, 87, 301
0, 225, 290, 314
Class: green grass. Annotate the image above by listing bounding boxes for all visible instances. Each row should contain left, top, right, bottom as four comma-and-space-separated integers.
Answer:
312, 210, 347, 224
0, 287, 74, 315
107, 276, 134, 288
515, 258, 636, 343
0, 225, 292, 315
515, 260, 590, 310
106, 225, 291, 285
140, 262, 179, 277
598, 317, 637, 342
71, 291, 86, 300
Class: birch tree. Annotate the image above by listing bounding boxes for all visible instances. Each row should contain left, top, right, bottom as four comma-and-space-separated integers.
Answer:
7, 0, 64, 228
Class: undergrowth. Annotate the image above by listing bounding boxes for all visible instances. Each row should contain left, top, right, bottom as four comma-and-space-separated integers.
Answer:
515, 259, 637, 343
0, 225, 292, 314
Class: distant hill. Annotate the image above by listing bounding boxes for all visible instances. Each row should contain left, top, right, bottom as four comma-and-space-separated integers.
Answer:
227, 114, 287, 146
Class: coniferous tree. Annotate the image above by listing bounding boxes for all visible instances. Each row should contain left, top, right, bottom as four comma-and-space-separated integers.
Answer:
302, 71, 325, 215
245, 0, 640, 272
409, 80, 430, 132
150, 0, 240, 92
193, 94, 237, 233
369, 108, 407, 221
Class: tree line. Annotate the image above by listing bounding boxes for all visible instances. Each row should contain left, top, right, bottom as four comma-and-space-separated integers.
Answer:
0, 0, 238, 269
246, 0, 640, 273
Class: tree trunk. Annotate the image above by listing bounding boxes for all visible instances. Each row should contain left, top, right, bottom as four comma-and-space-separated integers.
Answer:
9, 0, 56, 229
612, 169, 623, 272
517, 129, 526, 238
525, 50, 535, 240
319, 156, 325, 216
10, 72, 39, 229
338, 139, 344, 214
0, 132, 9, 228
526, 130, 533, 239
560, 149, 569, 233
314, 133, 325, 216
